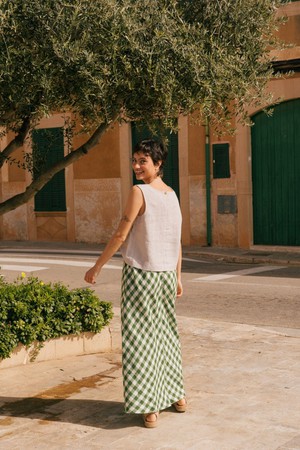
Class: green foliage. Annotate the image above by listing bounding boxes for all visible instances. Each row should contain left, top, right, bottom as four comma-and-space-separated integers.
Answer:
0, 0, 290, 214
0, 0, 287, 133
0, 274, 113, 360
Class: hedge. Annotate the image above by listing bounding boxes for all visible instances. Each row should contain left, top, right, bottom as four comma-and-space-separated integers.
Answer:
0, 273, 113, 360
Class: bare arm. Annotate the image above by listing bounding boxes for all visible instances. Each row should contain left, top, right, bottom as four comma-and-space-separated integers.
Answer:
84, 186, 143, 284
176, 244, 183, 297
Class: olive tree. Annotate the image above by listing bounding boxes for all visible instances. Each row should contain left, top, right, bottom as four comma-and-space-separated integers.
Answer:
0, 0, 287, 215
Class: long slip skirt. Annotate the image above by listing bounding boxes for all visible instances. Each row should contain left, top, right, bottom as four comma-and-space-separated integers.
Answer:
121, 263, 185, 414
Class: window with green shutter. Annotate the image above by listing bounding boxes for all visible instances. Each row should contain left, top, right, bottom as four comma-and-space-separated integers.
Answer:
212, 143, 230, 179
32, 127, 66, 212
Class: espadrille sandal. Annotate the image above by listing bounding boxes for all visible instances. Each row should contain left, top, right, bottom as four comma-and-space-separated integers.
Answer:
143, 412, 159, 428
173, 398, 187, 413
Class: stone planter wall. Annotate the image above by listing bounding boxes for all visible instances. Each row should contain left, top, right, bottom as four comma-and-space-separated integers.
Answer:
0, 308, 121, 369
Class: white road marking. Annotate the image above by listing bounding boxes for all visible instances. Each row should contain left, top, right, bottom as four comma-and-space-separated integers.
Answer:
191, 265, 286, 282
0, 257, 121, 270
0, 265, 47, 272
0, 255, 209, 269
182, 257, 211, 263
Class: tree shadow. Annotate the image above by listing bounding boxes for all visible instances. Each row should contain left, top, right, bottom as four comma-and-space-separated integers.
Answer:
0, 397, 142, 429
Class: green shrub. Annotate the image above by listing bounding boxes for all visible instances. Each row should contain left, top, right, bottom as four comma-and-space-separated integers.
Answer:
0, 273, 113, 360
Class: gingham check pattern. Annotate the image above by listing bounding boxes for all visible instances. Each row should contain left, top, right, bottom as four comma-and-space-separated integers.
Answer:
121, 263, 185, 414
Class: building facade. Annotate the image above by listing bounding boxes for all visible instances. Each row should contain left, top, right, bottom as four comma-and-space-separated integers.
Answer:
0, 1, 299, 248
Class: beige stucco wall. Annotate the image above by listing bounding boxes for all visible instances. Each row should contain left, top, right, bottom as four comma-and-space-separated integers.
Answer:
1, 182, 28, 240
209, 130, 238, 247
211, 178, 238, 248
186, 116, 207, 245
74, 178, 121, 243
189, 175, 207, 244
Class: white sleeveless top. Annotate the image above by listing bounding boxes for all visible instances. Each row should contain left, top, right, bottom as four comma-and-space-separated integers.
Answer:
121, 184, 182, 271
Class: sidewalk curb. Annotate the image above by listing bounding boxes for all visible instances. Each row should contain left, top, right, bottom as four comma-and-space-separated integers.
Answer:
184, 250, 300, 266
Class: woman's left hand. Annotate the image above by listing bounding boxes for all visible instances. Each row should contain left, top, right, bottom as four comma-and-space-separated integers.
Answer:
177, 280, 183, 297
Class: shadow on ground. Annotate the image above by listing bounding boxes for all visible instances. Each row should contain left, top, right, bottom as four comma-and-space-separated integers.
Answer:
0, 397, 144, 429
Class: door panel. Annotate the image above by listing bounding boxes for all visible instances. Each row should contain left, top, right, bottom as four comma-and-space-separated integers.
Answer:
251, 99, 300, 245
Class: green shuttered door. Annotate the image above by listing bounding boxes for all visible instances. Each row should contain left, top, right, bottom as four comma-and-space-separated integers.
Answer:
131, 123, 180, 199
251, 99, 300, 245
32, 127, 66, 212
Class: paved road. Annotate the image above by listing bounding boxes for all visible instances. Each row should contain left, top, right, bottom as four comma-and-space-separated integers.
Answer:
1, 250, 299, 331
1, 248, 300, 449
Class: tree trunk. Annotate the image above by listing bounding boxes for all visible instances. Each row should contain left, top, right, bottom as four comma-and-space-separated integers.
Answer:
0, 118, 31, 169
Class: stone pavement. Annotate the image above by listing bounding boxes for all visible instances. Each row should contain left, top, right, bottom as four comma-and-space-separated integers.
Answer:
0, 309, 299, 449
0, 241, 299, 449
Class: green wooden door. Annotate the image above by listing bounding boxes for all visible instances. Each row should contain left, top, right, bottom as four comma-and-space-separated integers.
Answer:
32, 127, 66, 212
251, 99, 300, 245
131, 123, 180, 199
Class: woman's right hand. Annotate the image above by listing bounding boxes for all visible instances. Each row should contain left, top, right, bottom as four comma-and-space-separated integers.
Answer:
84, 265, 100, 284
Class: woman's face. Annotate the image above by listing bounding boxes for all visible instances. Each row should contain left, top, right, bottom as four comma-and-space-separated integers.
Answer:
132, 151, 161, 184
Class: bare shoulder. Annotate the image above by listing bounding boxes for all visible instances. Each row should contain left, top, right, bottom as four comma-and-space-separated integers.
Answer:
132, 185, 142, 193
130, 185, 144, 198
127, 185, 144, 206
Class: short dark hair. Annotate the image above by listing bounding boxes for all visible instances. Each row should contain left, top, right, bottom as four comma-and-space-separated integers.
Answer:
133, 139, 168, 177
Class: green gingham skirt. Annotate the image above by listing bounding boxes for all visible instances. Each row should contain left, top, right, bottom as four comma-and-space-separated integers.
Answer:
121, 263, 185, 414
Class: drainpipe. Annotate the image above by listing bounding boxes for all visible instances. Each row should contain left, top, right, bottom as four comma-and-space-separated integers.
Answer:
205, 121, 212, 246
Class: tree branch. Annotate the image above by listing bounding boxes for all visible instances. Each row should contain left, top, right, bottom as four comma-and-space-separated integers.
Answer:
0, 119, 115, 216
0, 117, 31, 168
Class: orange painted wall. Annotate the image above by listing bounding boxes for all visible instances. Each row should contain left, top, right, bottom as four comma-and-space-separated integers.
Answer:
7, 131, 26, 182
72, 124, 120, 179
188, 117, 206, 176
277, 7, 300, 45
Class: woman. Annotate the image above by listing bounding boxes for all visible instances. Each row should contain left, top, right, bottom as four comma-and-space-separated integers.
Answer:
84, 139, 186, 428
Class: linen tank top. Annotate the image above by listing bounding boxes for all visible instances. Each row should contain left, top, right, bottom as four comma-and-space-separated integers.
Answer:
121, 184, 182, 271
